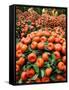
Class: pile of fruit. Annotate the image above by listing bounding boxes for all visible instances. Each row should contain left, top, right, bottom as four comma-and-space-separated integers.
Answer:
16, 7, 66, 84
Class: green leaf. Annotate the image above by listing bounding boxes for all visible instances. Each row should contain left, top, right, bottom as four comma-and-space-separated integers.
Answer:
50, 75, 56, 81
33, 50, 42, 55
27, 20, 31, 25
22, 65, 26, 71
16, 16, 18, 22
24, 49, 32, 56
27, 28, 31, 34
22, 63, 32, 70
16, 38, 19, 44
26, 64, 32, 69
16, 26, 20, 30
48, 53, 57, 70
55, 68, 63, 74
51, 53, 55, 61
33, 64, 39, 74
56, 59, 62, 63
40, 69, 45, 77
44, 41, 48, 45
44, 62, 50, 68
49, 53, 56, 65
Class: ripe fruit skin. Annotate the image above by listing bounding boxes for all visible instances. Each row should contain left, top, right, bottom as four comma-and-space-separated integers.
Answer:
23, 24, 28, 32
54, 43, 62, 51
31, 41, 37, 49
16, 57, 25, 66
57, 62, 65, 71
16, 42, 23, 50
37, 42, 44, 49
45, 67, 52, 76
21, 44, 27, 52
42, 53, 48, 61
36, 30, 43, 37
56, 75, 65, 81
62, 46, 66, 55
48, 36, 55, 42
21, 71, 28, 81
54, 51, 61, 60
35, 78, 41, 83
33, 36, 40, 42
27, 68, 35, 78
43, 31, 50, 37
30, 32, 35, 39
60, 38, 64, 44
62, 56, 66, 64
28, 53, 37, 63
41, 76, 50, 82
16, 65, 20, 72
21, 37, 31, 44
48, 43, 54, 50
55, 37, 60, 43
16, 50, 22, 58
40, 36, 47, 42
36, 58, 44, 68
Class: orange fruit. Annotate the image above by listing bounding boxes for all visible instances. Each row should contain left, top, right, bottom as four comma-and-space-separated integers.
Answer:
48, 43, 54, 50
27, 68, 35, 78
40, 36, 47, 42
37, 42, 44, 49
54, 51, 61, 60
57, 62, 65, 71
56, 75, 65, 81
31, 41, 37, 49
16, 42, 23, 50
41, 76, 50, 82
61, 46, 66, 55
28, 53, 37, 63
21, 71, 28, 81
21, 44, 27, 52
36, 58, 44, 68
62, 56, 66, 64
42, 53, 48, 61
16, 50, 22, 58
16, 64, 20, 72
33, 36, 40, 42
48, 36, 55, 42
35, 78, 41, 83
45, 67, 52, 76
16, 57, 25, 66
54, 43, 62, 51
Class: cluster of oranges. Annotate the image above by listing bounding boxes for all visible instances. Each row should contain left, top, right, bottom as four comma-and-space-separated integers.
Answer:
16, 8, 66, 84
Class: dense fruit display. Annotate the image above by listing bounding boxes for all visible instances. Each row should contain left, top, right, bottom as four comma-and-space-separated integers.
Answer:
16, 6, 67, 84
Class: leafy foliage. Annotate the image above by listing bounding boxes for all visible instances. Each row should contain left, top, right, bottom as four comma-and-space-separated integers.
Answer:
16, 38, 19, 44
